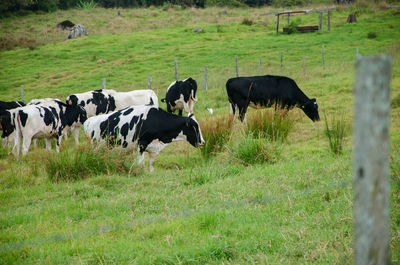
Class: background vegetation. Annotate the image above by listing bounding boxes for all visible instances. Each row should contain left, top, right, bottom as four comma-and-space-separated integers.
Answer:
0, 1, 399, 264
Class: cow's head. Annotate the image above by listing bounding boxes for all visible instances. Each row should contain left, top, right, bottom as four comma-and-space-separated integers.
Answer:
186, 77, 198, 102
183, 114, 205, 148
301, 98, 320, 122
66, 95, 78, 106
64, 104, 88, 126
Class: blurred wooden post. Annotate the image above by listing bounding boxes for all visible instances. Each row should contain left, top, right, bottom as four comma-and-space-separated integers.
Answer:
354, 55, 392, 265
276, 14, 280, 35
328, 11, 331, 31
319, 12, 323, 32
258, 58, 262, 75
148, 75, 152, 90
302, 56, 306, 76
21, 85, 24, 103
280, 52, 283, 71
102, 78, 106, 89
322, 45, 325, 71
287, 13, 290, 24
204, 66, 208, 92
174, 58, 178, 81
235, 55, 239, 77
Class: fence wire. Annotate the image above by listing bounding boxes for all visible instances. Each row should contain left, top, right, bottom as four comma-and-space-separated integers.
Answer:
0, 178, 352, 254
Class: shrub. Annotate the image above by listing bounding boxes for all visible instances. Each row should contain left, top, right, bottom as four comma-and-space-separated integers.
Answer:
230, 135, 281, 165
367, 32, 377, 39
45, 145, 133, 181
285, 21, 299, 34
241, 18, 253, 26
391, 94, 400, 108
324, 112, 349, 155
246, 109, 294, 142
76, 0, 97, 9
198, 114, 234, 157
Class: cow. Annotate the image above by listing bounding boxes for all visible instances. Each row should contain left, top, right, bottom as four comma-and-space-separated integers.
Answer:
83, 105, 205, 172
226, 75, 320, 122
161, 77, 198, 116
12, 100, 87, 156
66, 89, 158, 145
0, 100, 25, 146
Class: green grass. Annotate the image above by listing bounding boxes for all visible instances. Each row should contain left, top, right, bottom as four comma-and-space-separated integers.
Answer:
0, 2, 399, 264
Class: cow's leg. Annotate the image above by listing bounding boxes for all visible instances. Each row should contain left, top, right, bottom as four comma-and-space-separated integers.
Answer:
183, 102, 191, 115
12, 131, 21, 157
55, 136, 62, 153
178, 109, 183, 116
45, 138, 52, 150
33, 139, 37, 148
238, 106, 248, 123
148, 152, 158, 173
137, 148, 145, 167
71, 126, 80, 145
21, 136, 32, 156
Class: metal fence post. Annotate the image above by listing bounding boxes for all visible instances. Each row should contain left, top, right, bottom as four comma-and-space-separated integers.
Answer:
174, 58, 178, 81
204, 66, 208, 92
148, 75, 152, 90
353, 55, 392, 265
102, 78, 106, 89
235, 55, 239, 77
21, 85, 24, 103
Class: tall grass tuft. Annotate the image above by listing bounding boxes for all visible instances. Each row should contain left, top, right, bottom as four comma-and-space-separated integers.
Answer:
230, 135, 281, 166
324, 112, 349, 155
198, 114, 234, 157
45, 145, 133, 182
246, 109, 294, 142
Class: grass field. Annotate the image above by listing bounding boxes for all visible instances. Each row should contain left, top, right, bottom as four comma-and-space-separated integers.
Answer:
0, 2, 400, 264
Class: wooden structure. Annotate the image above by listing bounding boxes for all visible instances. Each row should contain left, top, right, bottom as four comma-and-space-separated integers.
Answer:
283, 25, 319, 33
263, 8, 335, 35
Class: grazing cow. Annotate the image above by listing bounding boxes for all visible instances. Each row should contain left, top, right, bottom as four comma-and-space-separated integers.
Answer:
226, 75, 320, 122
66, 89, 158, 145
84, 106, 205, 172
0, 101, 25, 146
161, 77, 198, 116
12, 100, 87, 156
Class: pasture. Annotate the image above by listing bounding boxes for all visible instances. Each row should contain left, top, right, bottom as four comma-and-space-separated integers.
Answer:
1, 2, 400, 264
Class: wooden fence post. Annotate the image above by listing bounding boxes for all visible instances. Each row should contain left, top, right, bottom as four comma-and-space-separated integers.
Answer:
21, 85, 24, 103
148, 75, 152, 90
235, 55, 239, 77
287, 13, 290, 24
102, 78, 106, 89
353, 55, 392, 265
204, 66, 208, 92
280, 52, 283, 71
174, 58, 178, 81
276, 14, 280, 35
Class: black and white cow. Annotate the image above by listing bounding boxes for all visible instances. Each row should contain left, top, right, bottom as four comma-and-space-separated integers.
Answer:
226, 75, 320, 122
161, 77, 198, 116
0, 100, 25, 146
84, 105, 205, 172
12, 100, 87, 156
66, 89, 158, 145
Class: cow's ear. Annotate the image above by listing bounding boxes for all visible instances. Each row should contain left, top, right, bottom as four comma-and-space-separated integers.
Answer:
311, 98, 316, 102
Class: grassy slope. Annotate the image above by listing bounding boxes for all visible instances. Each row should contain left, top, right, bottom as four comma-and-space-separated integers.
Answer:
0, 4, 399, 264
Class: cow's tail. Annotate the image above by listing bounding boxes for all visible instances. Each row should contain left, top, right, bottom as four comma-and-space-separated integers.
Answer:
13, 111, 22, 156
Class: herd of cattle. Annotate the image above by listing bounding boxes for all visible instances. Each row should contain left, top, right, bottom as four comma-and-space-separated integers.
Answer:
0, 75, 320, 172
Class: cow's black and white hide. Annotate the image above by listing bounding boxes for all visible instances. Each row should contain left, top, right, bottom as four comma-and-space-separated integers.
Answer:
161, 77, 198, 116
0, 100, 25, 147
226, 75, 320, 122
12, 101, 87, 156
84, 106, 205, 172
66, 89, 158, 145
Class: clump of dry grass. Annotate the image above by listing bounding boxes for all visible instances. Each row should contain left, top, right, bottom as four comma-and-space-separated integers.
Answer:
246, 109, 295, 142
198, 114, 234, 157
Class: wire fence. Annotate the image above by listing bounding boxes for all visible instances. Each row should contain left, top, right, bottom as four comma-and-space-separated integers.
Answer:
0, 178, 352, 254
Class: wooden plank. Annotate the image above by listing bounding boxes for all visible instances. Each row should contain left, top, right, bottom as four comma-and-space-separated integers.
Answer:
354, 55, 392, 265
276, 14, 280, 35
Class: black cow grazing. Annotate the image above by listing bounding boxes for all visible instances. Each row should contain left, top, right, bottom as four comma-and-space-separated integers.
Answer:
11, 100, 87, 156
161, 77, 198, 116
84, 105, 205, 172
226, 75, 320, 122
56, 20, 75, 30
